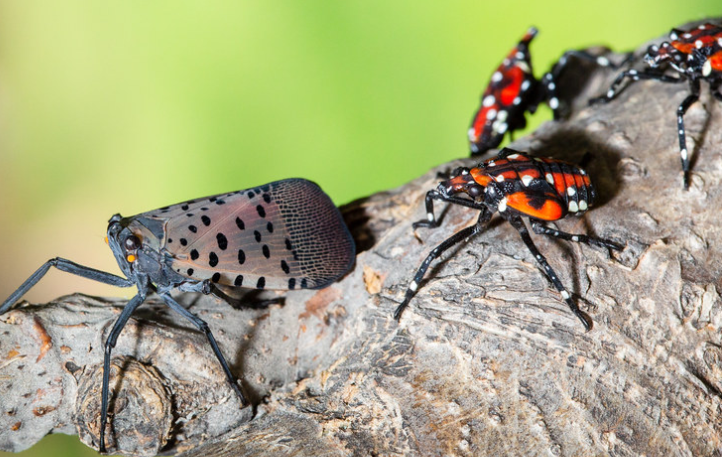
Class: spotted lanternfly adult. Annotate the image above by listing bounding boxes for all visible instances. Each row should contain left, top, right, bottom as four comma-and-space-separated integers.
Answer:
394, 148, 622, 330
469, 27, 620, 155
0, 178, 355, 453
590, 23, 722, 189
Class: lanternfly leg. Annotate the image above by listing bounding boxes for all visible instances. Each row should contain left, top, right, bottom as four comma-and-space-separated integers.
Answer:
413, 188, 488, 230
0, 258, 134, 314
507, 216, 592, 331
541, 49, 626, 119
99, 290, 147, 453
395, 209, 491, 320
589, 69, 684, 105
159, 293, 249, 405
530, 221, 623, 251
208, 285, 284, 310
677, 78, 701, 189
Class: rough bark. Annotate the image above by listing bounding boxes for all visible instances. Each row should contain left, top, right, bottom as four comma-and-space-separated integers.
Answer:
2, 23, 722, 456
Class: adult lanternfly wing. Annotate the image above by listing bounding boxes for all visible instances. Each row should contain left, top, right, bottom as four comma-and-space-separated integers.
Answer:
141, 178, 355, 290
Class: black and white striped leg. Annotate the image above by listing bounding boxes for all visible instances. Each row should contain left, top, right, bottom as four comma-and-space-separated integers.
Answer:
540, 72, 562, 118
160, 293, 249, 405
412, 188, 487, 229
541, 50, 627, 119
507, 216, 592, 331
677, 78, 701, 189
0, 258, 134, 314
99, 289, 147, 453
394, 209, 491, 320
589, 69, 683, 105
530, 221, 624, 251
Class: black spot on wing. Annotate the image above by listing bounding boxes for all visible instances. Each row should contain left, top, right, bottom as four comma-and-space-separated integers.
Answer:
216, 233, 228, 250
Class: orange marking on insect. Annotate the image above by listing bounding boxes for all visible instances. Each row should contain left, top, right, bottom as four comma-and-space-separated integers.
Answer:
672, 35, 715, 55
573, 173, 586, 189
446, 173, 477, 192
470, 169, 492, 187
519, 169, 541, 179
509, 154, 532, 162
710, 50, 722, 72
562, 173, 576, 188
506, 192, 564, 221
670, 41, 692, 54
496, 170, 519, 181
126, 254, 137, 263
550, 172, 567, 196
104, 236, 109, 245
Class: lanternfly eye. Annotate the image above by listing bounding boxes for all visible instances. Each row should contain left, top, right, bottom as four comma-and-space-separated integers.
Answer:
467, 185, 484, 198
124, 235, 141, 251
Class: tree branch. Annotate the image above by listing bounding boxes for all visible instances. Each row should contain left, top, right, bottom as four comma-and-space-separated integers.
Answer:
2, 22, 722, 456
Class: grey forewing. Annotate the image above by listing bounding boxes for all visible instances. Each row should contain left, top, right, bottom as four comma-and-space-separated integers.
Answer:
135, 179, 355, 291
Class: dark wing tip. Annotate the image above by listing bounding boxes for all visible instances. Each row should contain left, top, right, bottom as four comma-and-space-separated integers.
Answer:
270, 179, 356, 289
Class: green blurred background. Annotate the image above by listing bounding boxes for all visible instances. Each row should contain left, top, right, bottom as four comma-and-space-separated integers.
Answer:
1, 1, 720, 456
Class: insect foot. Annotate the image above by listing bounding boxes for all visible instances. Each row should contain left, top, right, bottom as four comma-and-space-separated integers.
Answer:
76, 359, 173, 456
